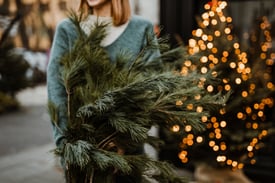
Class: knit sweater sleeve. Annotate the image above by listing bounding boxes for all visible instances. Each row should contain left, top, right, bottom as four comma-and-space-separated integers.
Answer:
141, 18, 161, 63
47, 19, 76, 147
102, 16, 161, 64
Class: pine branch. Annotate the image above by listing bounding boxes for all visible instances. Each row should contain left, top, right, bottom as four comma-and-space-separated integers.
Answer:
64, 140, 94, 169
47, 11, 228, 182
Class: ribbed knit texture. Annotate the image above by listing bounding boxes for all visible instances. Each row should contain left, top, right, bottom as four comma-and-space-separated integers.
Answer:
80, 15, 129, 47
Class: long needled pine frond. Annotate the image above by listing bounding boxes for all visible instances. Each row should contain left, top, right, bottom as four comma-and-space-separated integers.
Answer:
48, 11, 228, 183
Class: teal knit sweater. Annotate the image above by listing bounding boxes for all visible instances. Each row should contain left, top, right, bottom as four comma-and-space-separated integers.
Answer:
47, 15, 160, 146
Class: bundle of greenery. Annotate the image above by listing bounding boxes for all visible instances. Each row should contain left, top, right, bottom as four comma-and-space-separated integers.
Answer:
47, 13, 227, 183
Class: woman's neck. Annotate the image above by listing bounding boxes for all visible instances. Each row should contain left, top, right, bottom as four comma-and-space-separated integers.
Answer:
92, 2, 112, 17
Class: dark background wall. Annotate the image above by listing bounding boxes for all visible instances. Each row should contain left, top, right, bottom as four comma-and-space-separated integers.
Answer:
159, 0, 209, 46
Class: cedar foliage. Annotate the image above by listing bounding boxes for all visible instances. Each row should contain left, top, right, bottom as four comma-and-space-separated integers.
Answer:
47, 12, 228, 183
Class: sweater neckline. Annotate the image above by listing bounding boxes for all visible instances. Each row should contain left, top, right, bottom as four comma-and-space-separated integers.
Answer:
86, 15, 113, 24
80, 15, 131, 47
104, 19, 132, 48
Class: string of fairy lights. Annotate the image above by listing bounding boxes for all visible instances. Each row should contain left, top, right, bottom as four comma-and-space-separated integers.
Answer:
174, 0, 274, 170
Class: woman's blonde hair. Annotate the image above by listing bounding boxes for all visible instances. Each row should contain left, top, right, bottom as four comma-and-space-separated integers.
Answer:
78, 0, 131, 26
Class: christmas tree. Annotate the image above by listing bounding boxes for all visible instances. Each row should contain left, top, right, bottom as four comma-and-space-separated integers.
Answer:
0, 15, 31, 113
176, 0, 275, 171
240, 8, 275, 181
47, 12, 227, 183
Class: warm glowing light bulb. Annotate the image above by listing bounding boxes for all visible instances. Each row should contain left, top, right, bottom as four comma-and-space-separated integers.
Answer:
220, 1, 227, 9
238, 63, 245, 70
184, 60, 192, 67
220, 16, 226, 22
258, 111, 264, 117
187, 104, 194, 110
227, 159, 232, 165
227, 35, 233, 41
266, 59, 274, 66
200, 56, 208, 63
267, 82, 274, 89
209, 132, 215, 139
201, 67, 208, 74
250, 84, 256, 90
216, 133, 222, 139
207, 85, 214, 92
185, 125, 192, 132
202, 12, 209, 19
214, 128, 221, 134
213, 122, 219, 128
247, 145, 253, 151
202, 116, 208, 122
207, 42, 214, 49
251, 159, 256, 165
224, 27, 231, 34
187, 140, 194, 146
262, 130, 268, 136
220, 144, 227, 151
195, 94, 201, 100
172, 125, 180, 132
214, 30, 221, 37
222, 51, 229, 57
242, 91, 248, 97
203, 20, 209, 26
204, 4, 211, 10
189, 39, 197, 47
212, 71, 218, 77
230, 62, 236, 68
209, 11, 215, 17
196, 106, 203, 113
178, 151, 188, 159
248, 152, 254, 158
187, 134, 194, 139
260, 53, 267, 59
224, 84, 231, 91
208, 35, 213, 41
196, 29, 203, 37
235, 78, 242, 84
200, 44, 207, 50
209, 141, 215, 147
246, 107, 252, 114
180, 67, 188, 75
252, 123, 258, 129
238, 163, 244, 169
213, 58, 219, 64
213, 145, 219, 151
217, 155, 226, 162
211, 116, 217, 122
202, 34, 208, 41
226, 17, 232, 23
221, 57, 227, 63
233, 43, 240, 49
176, 100, 183, 106
252, 138, 258, 144
211, 19, 218, 25
237, 112, 244, 119
181, 157, 188, 163
220, 121, 227, 128
196, 136, 203, 143
216, 7, 222, 13
245, 67, 251, 74
232, 161, 238, 167
212, 47, 218, 53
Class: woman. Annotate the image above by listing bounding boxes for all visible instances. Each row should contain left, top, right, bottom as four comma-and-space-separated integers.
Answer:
47, 0, 160, 182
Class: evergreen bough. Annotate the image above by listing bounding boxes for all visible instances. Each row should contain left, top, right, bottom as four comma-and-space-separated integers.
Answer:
48, 13, 227, 183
